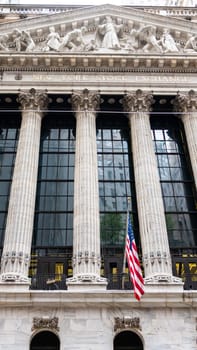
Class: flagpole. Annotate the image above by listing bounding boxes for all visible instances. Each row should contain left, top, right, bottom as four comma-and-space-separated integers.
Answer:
122, 197, 130, 290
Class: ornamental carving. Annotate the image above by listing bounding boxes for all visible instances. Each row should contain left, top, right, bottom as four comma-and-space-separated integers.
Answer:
72, 251, 101, 267
71, 89, 100, 111
32, 317, 60, 332
173, 90, 197, 113
0, 16, 196, 55
123, 89, 154, 113
2, 251, 30, 266
17, 88, 49, 111
143, 251, 169, 266
114, 317, 142, 332
67, 273, 107, 284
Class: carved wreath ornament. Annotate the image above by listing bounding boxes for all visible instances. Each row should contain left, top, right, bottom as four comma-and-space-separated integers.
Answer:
0, 16, 196, 54
32, 317, 60, 332
114, 317, 142, 332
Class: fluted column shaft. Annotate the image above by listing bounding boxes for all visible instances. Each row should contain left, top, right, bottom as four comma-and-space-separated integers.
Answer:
0, 88, 48, 283
174, 90, 197, 190
123, 90, 177, 283
69, 89, 106, 285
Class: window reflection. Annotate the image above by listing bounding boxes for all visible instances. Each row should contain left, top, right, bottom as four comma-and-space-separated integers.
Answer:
97, 116, 138, 248
0, 116, 20, 246
33, 114, 75, 247
151, 116, 197, 248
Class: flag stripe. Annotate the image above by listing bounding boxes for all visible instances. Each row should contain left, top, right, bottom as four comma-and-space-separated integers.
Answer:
125, 214, 144, 300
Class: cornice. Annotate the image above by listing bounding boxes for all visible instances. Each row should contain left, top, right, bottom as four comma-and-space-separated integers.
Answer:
0, 4, 197, 35
0, 5, 197, 23
0, 53, 196, 74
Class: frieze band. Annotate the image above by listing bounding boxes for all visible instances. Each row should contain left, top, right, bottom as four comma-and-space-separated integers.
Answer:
0, 16, 196, 55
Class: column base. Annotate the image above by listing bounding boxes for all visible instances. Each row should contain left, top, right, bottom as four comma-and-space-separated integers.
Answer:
0, 272, 30, 284
66, 273, 107, 291
144, 273, 184, 292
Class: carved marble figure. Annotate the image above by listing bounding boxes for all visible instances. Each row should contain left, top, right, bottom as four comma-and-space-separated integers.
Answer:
96, 16, 123, 50
21, 31, 35, 52
12, 29, 23, 51
0, 34, 9, 51
159, 28, 179, 53
11, 29, 35, 52
59, 26, 87, 51
125, 28, 140, 52
2, 19, 196, 55
84, 39, 98, 51
139, 26, 163, 53
184, 34, 197, 52
43, 27, 61, 52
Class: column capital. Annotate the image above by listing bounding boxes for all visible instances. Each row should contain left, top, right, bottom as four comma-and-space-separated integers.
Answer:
17, 88, 49, 111
174, 90, 197, 113
123, 89, 154, 113
71, 89, 100, 112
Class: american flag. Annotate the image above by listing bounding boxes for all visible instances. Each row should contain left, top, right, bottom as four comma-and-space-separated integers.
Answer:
126, 214, 144, 300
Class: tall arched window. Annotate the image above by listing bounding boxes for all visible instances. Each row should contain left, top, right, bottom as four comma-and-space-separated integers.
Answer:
30, 331, 60, 350
114, 330, 143, 350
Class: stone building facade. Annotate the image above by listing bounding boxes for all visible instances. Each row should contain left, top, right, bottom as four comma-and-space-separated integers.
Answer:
0, 3, 196, 350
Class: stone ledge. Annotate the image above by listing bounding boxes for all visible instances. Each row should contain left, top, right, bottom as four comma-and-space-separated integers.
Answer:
0, 289, 196, 308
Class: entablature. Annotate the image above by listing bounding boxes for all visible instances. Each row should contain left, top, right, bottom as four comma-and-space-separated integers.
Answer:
0, 72, 196, 96
0, 53, 196, 74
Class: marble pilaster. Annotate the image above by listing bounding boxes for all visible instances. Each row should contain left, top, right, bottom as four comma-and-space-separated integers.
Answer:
0, 88, 48, 284
123, 89, 182, 285
67, 89, 107, 289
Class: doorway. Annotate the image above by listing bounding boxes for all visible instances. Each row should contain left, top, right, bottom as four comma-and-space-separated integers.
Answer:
30, 331, 60, 350
114, 330, 143, 350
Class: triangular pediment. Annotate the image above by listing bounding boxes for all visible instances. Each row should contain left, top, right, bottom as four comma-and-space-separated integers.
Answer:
0, 4, 196, 72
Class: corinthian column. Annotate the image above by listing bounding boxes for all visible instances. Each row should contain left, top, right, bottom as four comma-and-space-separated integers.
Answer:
174, 90, 197, 190
0, 88, 48, 285
67, 89, 106, 289
123, 90, 182, 285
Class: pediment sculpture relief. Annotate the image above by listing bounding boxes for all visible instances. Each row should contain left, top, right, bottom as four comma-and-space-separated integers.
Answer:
0, 16, 196, 54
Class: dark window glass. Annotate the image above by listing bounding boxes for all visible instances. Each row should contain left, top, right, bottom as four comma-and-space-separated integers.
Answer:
151, 115, 197, 248
0, 115, 20, 247
32, 113, 75, 248
97, 114, 138, 248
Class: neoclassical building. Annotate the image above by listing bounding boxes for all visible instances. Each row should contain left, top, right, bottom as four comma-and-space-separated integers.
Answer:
0, 2, 196, 350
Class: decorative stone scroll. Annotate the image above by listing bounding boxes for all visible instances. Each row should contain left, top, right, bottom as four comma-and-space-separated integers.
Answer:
17, 88, 49, 111
123, 88, 154, 112
173, 89, 197, 113
114, 317, 142, 332
71, 88, 100, 111
173, 90, 197, 192
32, 317, 60, 332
